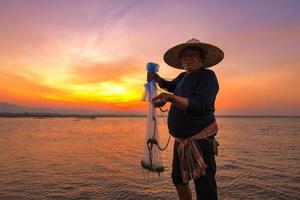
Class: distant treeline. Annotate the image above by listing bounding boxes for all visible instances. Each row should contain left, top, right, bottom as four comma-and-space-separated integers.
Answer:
0, 112, 299, 118
0, 112, 146, 118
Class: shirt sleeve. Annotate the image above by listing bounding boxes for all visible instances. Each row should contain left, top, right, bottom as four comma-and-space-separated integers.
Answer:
158, 72, 185, 93
186, 71, 219, 114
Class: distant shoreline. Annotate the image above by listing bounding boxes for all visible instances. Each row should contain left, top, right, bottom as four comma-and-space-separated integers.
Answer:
0, 112, 299, 118
0, 112, 146, 118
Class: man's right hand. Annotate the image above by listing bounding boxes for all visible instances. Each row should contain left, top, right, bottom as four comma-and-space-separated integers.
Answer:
147, 72, 162, 82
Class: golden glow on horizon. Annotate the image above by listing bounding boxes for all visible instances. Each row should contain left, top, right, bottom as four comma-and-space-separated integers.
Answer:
39, 74, 144, 105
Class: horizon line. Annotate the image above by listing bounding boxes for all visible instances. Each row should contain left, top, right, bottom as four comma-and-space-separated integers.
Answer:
0, 112, 299, 118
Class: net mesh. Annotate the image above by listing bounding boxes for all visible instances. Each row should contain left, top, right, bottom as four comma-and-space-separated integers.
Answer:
141, 62, 164, 172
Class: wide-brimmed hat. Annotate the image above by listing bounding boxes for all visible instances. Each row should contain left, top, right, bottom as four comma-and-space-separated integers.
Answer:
163, 38, 224, 69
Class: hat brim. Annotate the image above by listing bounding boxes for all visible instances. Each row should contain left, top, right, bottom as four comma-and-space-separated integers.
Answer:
163, 42, 224, 69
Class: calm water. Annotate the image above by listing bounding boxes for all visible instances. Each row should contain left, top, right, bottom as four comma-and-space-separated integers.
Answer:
0, 117, 299, 200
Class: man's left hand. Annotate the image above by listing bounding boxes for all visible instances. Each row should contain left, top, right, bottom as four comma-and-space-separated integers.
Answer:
152, 93, 172, 107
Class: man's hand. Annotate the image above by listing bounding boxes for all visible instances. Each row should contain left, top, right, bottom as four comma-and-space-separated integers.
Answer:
147, 72, 161, 83
153, 93, 189, 110
152, 92, 172, 107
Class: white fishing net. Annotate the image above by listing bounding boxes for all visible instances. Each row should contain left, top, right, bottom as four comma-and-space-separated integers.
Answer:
141, 63, 164, 172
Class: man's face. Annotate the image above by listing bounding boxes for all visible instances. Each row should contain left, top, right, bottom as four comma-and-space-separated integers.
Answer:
181, 48, 202, 73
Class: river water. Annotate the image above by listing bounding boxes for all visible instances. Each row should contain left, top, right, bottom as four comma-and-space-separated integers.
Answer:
0, 117, 299, 199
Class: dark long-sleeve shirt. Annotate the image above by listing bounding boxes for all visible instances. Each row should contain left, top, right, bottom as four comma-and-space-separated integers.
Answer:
158, 68, 219, 138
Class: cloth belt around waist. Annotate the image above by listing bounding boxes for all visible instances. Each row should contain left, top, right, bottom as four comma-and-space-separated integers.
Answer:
174, 121, 219, 183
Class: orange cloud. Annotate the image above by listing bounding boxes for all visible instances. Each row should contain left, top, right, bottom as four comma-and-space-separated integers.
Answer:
215, 61, 300, 115
0, 50, 151, 112
69, 58, 144, 83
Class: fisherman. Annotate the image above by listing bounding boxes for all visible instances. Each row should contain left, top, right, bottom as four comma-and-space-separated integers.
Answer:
147, 38, 224, 200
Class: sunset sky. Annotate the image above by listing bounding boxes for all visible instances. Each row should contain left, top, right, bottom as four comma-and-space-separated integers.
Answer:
0, 0, 299, 115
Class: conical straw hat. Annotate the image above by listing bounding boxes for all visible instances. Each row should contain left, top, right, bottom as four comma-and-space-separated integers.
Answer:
163, 38, 224, 69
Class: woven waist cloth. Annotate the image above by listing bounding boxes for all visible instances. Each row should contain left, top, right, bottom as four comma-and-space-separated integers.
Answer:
175, 121, 219, 183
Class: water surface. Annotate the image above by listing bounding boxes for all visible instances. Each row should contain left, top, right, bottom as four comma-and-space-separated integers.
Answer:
0, 117, 299, 199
